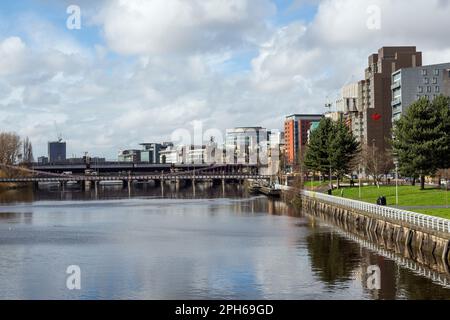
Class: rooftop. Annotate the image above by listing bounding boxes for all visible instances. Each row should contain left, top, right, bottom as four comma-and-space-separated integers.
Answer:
285, 114, 323, 120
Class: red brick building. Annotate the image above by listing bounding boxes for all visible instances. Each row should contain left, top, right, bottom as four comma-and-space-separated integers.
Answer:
284, 114, 322, 166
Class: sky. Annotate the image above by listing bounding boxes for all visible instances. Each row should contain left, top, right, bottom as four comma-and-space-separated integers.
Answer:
1, 0, 450, 159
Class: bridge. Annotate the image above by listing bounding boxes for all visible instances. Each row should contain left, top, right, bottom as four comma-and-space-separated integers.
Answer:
0, 173, 270, 183
0, 163, 272, 191
30, 162, 261, 174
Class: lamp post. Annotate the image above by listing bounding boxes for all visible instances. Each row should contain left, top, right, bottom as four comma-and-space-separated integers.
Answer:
446, 176, 449, 209
329, 164, 332, 191
394, 159, 399, 206
358, 164, 362, 199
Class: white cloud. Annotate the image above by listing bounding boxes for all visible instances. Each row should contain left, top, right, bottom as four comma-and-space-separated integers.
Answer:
2, 0, 450, 159
0, 37, 27, 76
95, 0, 275, 55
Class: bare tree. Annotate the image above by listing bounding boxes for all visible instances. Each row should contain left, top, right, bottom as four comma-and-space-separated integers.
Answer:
0, 132, 22, 178
0, 132, 22, 165
359, 144, 394, 188
22, 137, 34, 165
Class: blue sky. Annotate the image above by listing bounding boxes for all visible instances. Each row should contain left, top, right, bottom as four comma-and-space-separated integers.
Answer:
1, 0, 449, 159
0, 0, 319, 74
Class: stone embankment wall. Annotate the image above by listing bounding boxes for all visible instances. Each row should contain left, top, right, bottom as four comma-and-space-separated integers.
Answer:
298, 194, 450, 274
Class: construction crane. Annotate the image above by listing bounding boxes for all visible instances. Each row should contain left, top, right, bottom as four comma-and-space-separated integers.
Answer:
54, 121, 63, 142
325, 95, 333, 110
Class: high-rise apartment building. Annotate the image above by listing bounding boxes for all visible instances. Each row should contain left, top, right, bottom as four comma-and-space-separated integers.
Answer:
391, 62, 450, 121
357, 47, 422, 151
48, 140, 66, 163
284, 114, 322, 166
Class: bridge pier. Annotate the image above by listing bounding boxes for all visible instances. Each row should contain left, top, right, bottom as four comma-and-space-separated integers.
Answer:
161, 178, 165, 197
222, 178, 226, 196
175, 178, 180, 192
128, 180, 132, 198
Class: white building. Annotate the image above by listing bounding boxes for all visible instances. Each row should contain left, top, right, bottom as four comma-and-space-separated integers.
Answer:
336, 82, 364, 142
159, 144, 182, 164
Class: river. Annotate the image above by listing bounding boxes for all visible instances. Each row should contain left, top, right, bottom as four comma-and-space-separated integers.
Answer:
0, 184, 449, 300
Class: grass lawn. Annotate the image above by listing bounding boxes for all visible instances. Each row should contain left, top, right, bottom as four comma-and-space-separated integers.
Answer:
306, 179, 350, 188
306, 180, 335, 188
331, 185, 450, 219
412, 209, 450, 220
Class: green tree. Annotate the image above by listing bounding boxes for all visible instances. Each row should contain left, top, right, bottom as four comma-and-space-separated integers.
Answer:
392, 96, 449, 190
304, 118, 359, 188
433, 95, 450, 171
328, 120, 360, 186
304, 118, 334, 180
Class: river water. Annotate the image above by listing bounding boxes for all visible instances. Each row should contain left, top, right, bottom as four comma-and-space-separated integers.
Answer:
0, 184, 449, 300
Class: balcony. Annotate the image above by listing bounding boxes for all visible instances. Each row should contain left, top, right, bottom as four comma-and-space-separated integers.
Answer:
391, 97, 402, 106
391, 81, 401, 90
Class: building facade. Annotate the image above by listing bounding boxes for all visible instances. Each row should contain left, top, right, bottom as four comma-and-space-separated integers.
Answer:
159, 143, 181, 164
391, 62, 450, 121
357, 47, 422, 151
118, 149, 141, 163
284, 114, 322, 166
48, 141, 66, 162
336, 83, 364, 142
37, 156, 49, 164
140, 143, 163, 164
225, 127, 270, 165
307, 121, 320, 145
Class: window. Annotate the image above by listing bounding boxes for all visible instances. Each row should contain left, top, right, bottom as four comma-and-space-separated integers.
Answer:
427, 86, 432, 93
435, 86, 440, 93
422, 69, 427, 76
434, 69, 440, 76
418, 86, 423, 93
424, 78, 429, 84
432, 77, 438, 84
416, 95, 421, 99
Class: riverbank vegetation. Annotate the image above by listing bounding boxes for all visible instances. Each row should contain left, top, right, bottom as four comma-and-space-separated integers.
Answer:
0, 132, 34, 184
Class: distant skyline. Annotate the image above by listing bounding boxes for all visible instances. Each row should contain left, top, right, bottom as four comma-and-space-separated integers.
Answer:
1, 0, 450, 159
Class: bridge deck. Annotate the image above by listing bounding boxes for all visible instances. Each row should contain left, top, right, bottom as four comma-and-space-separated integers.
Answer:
0, 174, 271, 183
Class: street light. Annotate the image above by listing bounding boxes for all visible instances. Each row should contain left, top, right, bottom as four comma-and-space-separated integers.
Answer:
329, 164, 332, 192
358, 164, 362, 199
394, 159, 399, 206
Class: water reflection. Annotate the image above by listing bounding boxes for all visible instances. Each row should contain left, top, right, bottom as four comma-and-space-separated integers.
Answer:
0, 185, 449, 300
307, 231, 361, 287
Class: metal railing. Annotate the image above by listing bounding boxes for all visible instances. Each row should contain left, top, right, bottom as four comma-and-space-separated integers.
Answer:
301, 190, 450, 234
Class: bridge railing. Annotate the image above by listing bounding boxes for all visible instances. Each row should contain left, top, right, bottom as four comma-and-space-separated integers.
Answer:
301, 190, 450, 234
